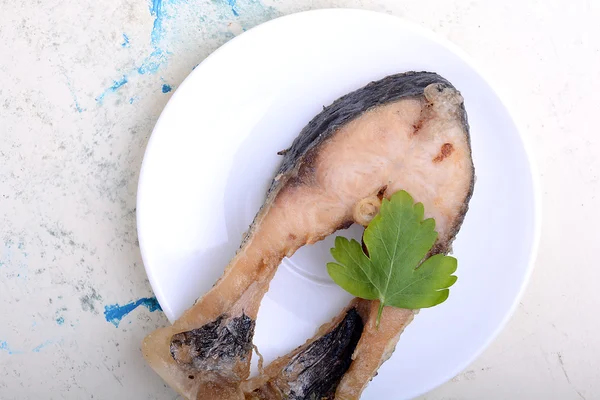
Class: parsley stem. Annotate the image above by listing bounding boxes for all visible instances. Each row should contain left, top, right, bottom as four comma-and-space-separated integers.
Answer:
376, 301, 384, 328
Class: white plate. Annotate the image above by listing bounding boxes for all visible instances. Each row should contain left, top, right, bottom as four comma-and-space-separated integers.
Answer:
137, 9, 539, 399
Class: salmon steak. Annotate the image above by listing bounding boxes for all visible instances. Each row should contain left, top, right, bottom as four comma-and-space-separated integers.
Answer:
142, 71, 475, 399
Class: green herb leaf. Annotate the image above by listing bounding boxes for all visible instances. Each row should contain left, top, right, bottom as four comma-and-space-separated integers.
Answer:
327, 190, 457, 326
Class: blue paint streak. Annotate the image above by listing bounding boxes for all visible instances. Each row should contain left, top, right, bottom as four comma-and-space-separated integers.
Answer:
0, 341, 20, 355
32, 340, 52, 353
74, 100, 83, 113
111, 76, 128, 90
137, 48, 167, 75
96, 75, 129, 104
161, 84, 172, 93
1, 340, 57, 354
104, 297, 162, 327
129, 97, 135, 104
136, 0, 171, 75
97, 0, 181, 103
227, 0, 239, 16
56, 317, 64, 325
150, 0, 164, 47
64, 74, 84, 112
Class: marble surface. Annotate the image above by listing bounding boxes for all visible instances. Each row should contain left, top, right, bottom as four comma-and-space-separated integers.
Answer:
1, 0, 598, 399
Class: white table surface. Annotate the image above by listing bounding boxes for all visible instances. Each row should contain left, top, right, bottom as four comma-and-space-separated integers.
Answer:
1, 0, 598, 399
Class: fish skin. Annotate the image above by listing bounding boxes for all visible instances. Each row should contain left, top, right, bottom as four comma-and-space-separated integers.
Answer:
246, 308, 364, 400
170, 313, 255, 374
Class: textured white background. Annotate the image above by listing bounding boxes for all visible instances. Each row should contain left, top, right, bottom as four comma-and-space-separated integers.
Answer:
0, 0, 598, 399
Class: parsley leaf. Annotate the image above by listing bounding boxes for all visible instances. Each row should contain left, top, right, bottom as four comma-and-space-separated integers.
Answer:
327, 190, 458, 326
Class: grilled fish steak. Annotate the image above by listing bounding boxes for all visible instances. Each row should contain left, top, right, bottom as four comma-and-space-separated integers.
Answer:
142, 71, 474, 399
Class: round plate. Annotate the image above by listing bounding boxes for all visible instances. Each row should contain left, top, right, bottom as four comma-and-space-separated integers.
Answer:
137, 9, 539, 399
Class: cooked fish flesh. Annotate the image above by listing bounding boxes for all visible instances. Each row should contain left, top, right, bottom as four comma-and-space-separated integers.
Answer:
333, 301, 417, 400
142, 71, 474, 400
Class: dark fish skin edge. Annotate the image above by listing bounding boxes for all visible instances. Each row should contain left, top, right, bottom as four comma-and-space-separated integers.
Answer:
251, 308, 364, 400
170, 313, 255, 372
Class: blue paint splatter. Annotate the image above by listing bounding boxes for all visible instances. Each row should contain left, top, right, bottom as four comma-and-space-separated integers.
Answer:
121, 33, 130, 47
215, 0, 282, 31
101, 0, 277, 103
137, 48, 168, 75
111, 76, 128, 90
1, 241, 11, 268
161, 84, 172, 93
64, 74, 85, 113
104, 297, 162, 327
56, 317, 64, 325
135, 0, 173, 76
1, 340, 56, 354
150, 0, 165, 46
227, 0, 239, 16
97, 0, 186, 102
98, 0, 172, 103
137, 0, 182, 75
32, 340, 53, 353
96, 75, 129, 104
129, 97, 136, 104
73, 99, 84, 113
0, 341, 21, 355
